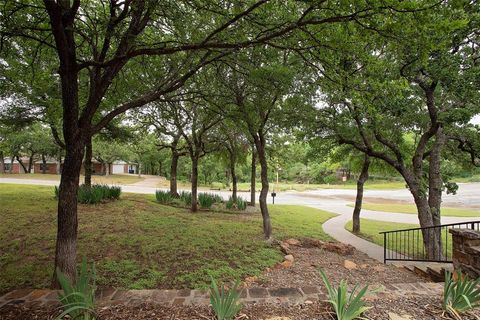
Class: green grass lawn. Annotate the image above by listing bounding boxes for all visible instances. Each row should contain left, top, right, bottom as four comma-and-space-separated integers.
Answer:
0, 184, 334, 293
345, 219, 453, 260
0, 173, 144, 185
348, 203, 480, 217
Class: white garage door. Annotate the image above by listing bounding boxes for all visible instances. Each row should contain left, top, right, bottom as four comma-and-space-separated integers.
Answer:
112, 164, 124, 174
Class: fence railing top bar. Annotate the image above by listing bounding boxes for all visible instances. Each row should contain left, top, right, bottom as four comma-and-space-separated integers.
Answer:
379, 220, 480, 234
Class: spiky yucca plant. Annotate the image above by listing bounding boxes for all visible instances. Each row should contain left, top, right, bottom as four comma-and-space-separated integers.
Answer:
443, 270, 480, 320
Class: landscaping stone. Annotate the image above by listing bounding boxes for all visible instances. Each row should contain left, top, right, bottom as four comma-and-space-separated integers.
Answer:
284, 254, 294, 262
344, 259, 357, 270
388, 312, 414, 320
285, 238, 301, 246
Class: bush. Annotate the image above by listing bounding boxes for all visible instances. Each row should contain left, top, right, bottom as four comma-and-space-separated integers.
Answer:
179, 191, 192, 206
198, 192, 216, 209
319, 269, 371, 320
226, 196, 247, 211
54, 184, 122, 204
210, 277, 242, 320
155, 190, 173, 204
323, 174, 338, 184
56, 258, 96, 320
443, 271, 480, 319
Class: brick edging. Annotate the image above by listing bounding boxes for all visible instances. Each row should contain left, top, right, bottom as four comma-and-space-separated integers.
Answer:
0, 282, 443, 309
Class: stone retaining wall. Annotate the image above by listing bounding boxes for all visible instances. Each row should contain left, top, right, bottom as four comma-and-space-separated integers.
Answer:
450, 228, 480, 279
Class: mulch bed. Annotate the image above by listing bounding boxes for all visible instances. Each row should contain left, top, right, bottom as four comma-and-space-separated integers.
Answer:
1, 298, 479, 320
251, 242, 425, 288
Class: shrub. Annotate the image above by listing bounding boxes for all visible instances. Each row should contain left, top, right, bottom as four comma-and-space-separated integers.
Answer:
155, 190, 173, 204
443, 271, 480, 319
210, 277, 242, 320
179, 191, 192, 206
103, 185, 121, 200
319, 269, 370, 320
198, 192, 215, 209
56, 258, 96, 320
225, 196, 247, 211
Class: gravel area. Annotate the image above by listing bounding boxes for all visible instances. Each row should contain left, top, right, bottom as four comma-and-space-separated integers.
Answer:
251, 244, 425, 289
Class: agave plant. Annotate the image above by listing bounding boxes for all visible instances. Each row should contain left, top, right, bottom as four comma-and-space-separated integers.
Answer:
56, 258, 96, 320
210, 277, 242, 320
443, 270, 480, 320
319, 269, 371, 320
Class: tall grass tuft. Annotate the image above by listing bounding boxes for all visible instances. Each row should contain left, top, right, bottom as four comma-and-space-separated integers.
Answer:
210, 277, 242, 320
179, 191, 192, 206
155, 190, 173, 204
226, 196, 247, 210
54, 184, 122, 204
319, 269, 371, 320
198, 192, 216, 209
56, 258, 96, 320
443, 271, 480, 320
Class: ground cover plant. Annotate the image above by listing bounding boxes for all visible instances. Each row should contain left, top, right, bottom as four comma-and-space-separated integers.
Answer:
0, 184, 334, 294
349, 203, 480, 217
443, 271, 480, 320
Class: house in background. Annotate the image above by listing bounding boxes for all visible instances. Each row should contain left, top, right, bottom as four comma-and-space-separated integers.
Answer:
2, 157, 138, 175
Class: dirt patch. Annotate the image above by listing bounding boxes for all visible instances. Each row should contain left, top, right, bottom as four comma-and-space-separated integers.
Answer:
251, 245, 425, 288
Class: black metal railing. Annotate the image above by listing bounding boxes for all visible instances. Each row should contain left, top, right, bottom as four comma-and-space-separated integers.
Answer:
380, 220, 480, 263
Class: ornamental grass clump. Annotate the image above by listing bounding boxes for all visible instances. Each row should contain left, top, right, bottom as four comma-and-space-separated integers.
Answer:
198, 192, 216, 209
56, 258, 96, 320
210, 277, 242, 320
443, 270, 480, 320
319, 269, 371, 320
155, 190, 173, 204
225, 196, 247, 210
54, 184, 121, 204
179, 191, 192, 206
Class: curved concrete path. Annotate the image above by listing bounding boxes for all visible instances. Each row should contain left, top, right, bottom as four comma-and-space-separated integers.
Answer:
1, 177, 479, 262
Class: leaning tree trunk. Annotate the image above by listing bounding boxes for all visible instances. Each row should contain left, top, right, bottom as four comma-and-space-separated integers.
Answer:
254, 133, 272, 239
16, 155, 28, 173
250, 145, 256, 206
352, 155, 370, 234
42, 154, 47, 174
84, 138, 93, 187
191, 155, 199, 212
170, 152, 180, 197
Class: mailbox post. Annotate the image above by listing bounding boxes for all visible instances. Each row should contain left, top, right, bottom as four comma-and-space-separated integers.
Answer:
271, 192, 276, 204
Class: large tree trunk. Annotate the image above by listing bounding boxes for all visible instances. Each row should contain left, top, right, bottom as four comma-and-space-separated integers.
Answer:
230, 155, 237, 202
250, 145, 256, 206
53, 140, 85, 287
191, 155, 199, 212
84, 138, 93, 187
428, 127, 446, 227
254, 133, 272, 239
42, 154, 47, 174
352, 154, 370, 234
170, 152, 179, 197
105, 163, 110, 176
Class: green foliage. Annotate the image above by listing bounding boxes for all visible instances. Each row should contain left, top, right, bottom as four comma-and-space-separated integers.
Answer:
210, 277, 242, 320
443, 271, 480, 320
155, 190, 173, 204
179, 191, 192, 206
198, 192, 216, 209
319, 269, 371, 320
54, 184, 121, 204
56, 258, 96, 320
226, 196, 247, 211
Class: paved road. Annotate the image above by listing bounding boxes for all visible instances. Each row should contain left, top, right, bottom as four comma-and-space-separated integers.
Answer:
1, 177, 479, 262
